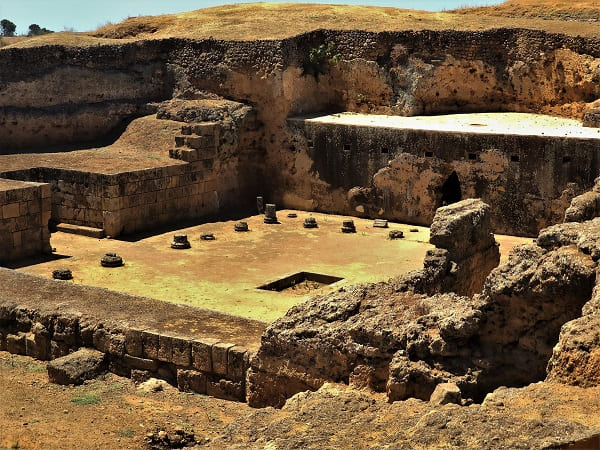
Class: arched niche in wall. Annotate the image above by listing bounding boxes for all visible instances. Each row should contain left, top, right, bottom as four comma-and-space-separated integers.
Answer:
440, 171, 462, 206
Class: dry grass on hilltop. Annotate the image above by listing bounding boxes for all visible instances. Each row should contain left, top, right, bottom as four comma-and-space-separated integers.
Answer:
455, 0, 600, 21
2, 1, 600, 49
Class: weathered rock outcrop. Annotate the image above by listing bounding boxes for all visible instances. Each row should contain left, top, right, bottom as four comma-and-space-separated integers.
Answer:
427, 199, 499, 296
545, 223, 600, 387
386, 199, 499, 297
248, 202, 600, 407
583, 105, 600, 128
247, 199, 499, 407
217, 382, 600, 449
564, 177, 600, 223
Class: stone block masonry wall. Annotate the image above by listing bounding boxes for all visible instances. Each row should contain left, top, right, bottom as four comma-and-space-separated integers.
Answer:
0, 160, 237, 238
0, 100, 261, 238
286, 118, 600, 236
0, 268, 266, 401
0, 180, 52, 263
100, 161, 228, 237
1, 168, 109, 231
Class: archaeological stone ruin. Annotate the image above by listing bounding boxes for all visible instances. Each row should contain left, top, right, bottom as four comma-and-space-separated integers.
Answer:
1, 17, 600, 447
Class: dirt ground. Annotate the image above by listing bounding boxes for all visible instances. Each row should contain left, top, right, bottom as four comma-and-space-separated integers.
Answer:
0, 351, 249, 450
0, 116, 182, 173
2, 351, 600, 450
15, 210, 527, 322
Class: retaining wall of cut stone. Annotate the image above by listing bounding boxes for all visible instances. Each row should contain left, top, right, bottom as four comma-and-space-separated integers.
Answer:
0, 268, 265, 401
286, 117, 600, 236
0, 179, 52, 263
0, 160, 235, 238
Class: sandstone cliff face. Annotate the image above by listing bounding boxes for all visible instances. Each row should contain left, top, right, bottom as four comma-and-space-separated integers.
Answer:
248, 200, 600, 407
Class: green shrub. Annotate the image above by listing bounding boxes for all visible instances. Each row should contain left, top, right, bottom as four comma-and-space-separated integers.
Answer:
303, 41, 341, 79
71, 392, 101, 405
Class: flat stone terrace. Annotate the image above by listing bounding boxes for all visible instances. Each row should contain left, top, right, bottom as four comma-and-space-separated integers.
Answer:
302, 112, 600, 140
0, 116, 182, 174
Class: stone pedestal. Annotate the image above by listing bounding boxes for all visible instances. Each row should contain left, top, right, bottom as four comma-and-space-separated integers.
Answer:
171, 234, 191, 249
101, 253, 124, 267
256, 196, 264, 214
304, 217, 318, 228
341, 220, 356, 233
373, 219, 388, 228
52, 268, 73, 280
264, 204, 279, 224
389, 230, 404, 240
234, 221, 249, 232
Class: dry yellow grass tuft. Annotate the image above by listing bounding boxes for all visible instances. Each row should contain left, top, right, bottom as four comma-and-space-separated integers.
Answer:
2, 1, 600, 49
455, 0, 600, 21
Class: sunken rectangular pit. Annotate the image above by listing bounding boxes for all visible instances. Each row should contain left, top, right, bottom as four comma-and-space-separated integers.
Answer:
258, 272, 344, 295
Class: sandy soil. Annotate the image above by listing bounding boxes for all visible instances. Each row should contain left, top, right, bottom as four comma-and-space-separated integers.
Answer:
14, 210, 527, 322
305, 112, 600, 139
0, 351, 248, 450
2, 351, 600, 450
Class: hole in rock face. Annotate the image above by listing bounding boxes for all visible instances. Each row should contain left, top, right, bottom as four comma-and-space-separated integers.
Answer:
440, 171, 462, 206
468, 153, 477, 160
258, 272, 343, 294
511, 154, 520, 162
381, 147, 389, 154
563, 155, 572, 164
425, 151, 434, 158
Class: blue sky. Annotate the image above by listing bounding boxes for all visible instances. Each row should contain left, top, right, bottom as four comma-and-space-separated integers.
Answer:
0, 1, 502, 34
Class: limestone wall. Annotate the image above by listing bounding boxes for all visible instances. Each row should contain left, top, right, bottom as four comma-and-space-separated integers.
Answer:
0, 179, 51, 263
0, 162, 235, 238
284, 118, 600, 236
0, 103, 261, 237
101, 162, 228, 236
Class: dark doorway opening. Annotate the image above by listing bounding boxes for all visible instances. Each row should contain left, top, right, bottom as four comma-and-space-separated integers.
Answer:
441, 171, 462, 206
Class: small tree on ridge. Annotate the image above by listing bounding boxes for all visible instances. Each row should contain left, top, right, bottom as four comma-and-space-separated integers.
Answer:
28, 24, 53, 36
0, 19, 16, 37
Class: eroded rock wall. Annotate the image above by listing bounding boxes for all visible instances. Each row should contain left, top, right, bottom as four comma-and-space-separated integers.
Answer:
0, 42, 174, 150
248, 200, 600, 407
247, 199, 500, 407
2, 30, 600, 236
285, 119, 598, 236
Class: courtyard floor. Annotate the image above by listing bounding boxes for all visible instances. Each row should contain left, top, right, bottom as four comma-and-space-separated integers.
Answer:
15, 210, 528, 322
